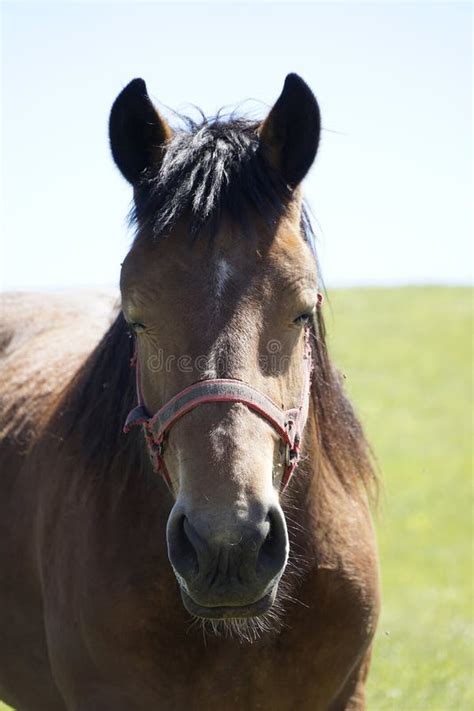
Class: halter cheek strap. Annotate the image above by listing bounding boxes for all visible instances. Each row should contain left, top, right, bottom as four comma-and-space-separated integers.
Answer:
123, 295, 321, 491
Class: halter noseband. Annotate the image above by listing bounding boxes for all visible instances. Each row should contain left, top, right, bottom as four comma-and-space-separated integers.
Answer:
123, 297, 321, 491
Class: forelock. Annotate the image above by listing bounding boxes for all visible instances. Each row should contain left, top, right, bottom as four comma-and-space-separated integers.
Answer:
130, 115, 292, 240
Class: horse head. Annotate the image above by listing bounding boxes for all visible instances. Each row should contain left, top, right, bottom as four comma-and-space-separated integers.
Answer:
109, 74, 321, 623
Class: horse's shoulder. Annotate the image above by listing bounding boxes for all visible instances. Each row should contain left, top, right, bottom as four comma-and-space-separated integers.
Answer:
0, 290, 119, 444
0, 290, 117, 349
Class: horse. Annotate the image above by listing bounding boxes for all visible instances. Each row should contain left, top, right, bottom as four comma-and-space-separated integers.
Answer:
0, 74, 380, 710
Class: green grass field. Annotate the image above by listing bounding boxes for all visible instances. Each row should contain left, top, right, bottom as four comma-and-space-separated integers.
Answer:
0, 287, 471, 710
327, 287, 473, 710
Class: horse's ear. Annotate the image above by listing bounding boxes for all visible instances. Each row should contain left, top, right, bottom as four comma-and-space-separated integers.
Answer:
259, 73, 321, 188
109, 78, 172, 185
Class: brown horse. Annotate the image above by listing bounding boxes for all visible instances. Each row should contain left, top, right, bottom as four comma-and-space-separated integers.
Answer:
0, 74, 380, 710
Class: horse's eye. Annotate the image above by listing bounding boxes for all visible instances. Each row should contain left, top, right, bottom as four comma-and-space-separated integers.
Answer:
293, 310, 314, 326
130, 321, 146, 334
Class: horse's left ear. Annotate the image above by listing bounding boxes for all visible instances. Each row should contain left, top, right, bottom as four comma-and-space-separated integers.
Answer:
259, 73, 321, 188
109, 78, 172, 185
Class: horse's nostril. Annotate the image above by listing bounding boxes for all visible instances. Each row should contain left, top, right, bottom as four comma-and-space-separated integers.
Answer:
170, 515, 199, 579
257, 507, 288, 578
264, 519, 273, 543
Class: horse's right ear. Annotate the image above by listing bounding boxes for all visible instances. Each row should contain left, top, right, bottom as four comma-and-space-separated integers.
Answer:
109, 78, 172, 185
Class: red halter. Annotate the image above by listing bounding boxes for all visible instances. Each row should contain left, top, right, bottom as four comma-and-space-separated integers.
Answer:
123, 296, 322, 491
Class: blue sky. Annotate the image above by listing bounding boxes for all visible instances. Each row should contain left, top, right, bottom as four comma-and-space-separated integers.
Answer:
1, 0, 472, 289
